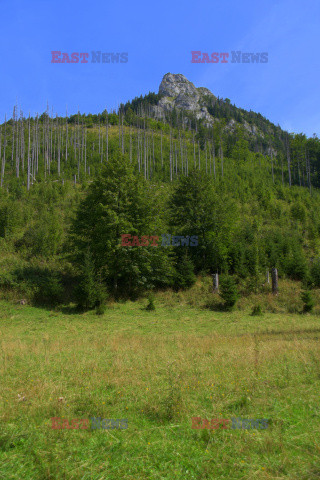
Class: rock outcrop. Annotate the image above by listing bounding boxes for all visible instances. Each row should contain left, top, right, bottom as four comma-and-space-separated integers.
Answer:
147, 73, 278, 153
151, 73, 216, 126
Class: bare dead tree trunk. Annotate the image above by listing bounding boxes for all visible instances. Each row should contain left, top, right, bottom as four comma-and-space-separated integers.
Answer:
297, 155, 301, 186
84, 127, 87, 175
36, 114, 39, 175
152, 129, 155, 170
44, 103, 48, 177
212, 138, 216, 179
42, 114, 46, 177
27, 114, 30, 191
65, 108, 68, 165
57, 116, 61, 176
306, 149, 312, 195
11, 105, 16, 169
1, 115, 6, 188
50, 108, 53, 173
271, 268, 278, 295
185, 141, 188, 176
106, 108, 109, 162
286, 134, 292, 186
121, 113, 124, 154
179, 130, 183, 174
20, 110, 25, 173
212, 273, 219, 293
100, 118, 103, 164
15, 107, 20, 178
118, 108, 121, 150
0, 126, 2, 186
81, 121, 84, 174
31, 120, 35, 183
219, 140, 224, 178
169, 128, 173, 182
53, 114, 56, 162
77, 111, 80, 177
205, 141, 207, 173
144, 119, 147, 179
130, 125, 132, 163
98, 115, 101, 155
137, 127, 140, 172
193, 133, 196, 169
146, 126, 149, 179
139, 127, 142, 173
161, 129, 163, 170
308, 156, 312, 195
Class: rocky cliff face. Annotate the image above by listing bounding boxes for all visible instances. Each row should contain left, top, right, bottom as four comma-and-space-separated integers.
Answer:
151, 73, 216, 125
147, 73, 279, 153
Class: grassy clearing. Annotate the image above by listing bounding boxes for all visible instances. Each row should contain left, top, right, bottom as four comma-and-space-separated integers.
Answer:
0, 293, 320, 479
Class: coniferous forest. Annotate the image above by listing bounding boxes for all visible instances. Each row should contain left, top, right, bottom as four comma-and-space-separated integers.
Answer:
1, 93, 320, 309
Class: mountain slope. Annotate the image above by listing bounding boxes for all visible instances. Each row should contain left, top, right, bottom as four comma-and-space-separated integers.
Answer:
124, 72, 284, 156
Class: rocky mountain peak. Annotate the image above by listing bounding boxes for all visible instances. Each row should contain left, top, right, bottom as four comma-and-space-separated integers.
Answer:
152, 73, 216, 125
159, 73, 197, 98
148, 73, 271, 146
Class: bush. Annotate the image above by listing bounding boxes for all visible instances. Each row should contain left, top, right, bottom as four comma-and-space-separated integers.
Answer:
285, 251, 308, 281
75, 249, 108, 310
146, 294, 156, 311
243, 275, 260, 295
220, 275, 239, 310
95, 303, 106, 315
36, 272, 63, 306
173, 254, 196, 290
310, 259, 320, 287
251, 304, 263, 316
13, 267, 64, 306
300, 288, 314, 313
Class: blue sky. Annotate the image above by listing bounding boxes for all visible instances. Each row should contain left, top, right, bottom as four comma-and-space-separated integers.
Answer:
1, 0, 319, 137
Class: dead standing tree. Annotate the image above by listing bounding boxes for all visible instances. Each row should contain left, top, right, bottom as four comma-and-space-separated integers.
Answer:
27, 114, 30, 191
105, 107, 109, 163
271, 268, 278, 295
219, 138, 224, 178
286, 133, 292, 187
212, 273, 219, 293
0, 115, 6, 188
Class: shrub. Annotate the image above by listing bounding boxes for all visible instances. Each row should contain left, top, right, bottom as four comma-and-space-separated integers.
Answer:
13, 267, 64, 306
95, 303, 106, 315
220, 275, 239, 310
310, 258, 320, 287
251, 304, 263, 316
146, 294, 156, 311
173, 254, 196, 290
36, 272, 63, 306
300, 288, 314, 313
75, 249, 107, 310
284, 251, 308, 281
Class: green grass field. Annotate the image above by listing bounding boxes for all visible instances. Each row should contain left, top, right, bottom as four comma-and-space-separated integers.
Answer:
1, 294, 320, 479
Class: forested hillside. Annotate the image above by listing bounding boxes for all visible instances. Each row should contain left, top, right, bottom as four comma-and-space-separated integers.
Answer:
1, 74, 320, 308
